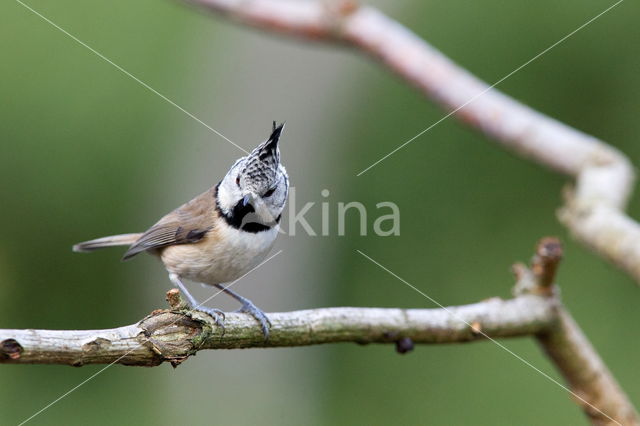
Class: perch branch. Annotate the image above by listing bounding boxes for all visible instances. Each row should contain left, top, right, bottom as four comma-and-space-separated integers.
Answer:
1, 238, 636, 424
186, 0, 640, 284
1, 294, 555, 366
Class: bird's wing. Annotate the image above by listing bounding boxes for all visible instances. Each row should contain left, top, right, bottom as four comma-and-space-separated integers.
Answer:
122, 188, 217, 260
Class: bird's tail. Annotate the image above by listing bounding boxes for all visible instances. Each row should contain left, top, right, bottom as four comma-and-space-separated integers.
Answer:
73, 233, 142, 253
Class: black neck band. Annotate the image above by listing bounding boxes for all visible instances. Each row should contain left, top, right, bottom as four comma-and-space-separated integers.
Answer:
214, 184, 281, 234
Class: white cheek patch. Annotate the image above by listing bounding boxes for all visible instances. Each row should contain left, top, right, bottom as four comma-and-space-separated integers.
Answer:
252, 196, 279, 224
217, 178, 242, 214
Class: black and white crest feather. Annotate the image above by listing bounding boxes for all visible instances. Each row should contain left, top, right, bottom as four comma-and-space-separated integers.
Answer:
241, 122, 284, 192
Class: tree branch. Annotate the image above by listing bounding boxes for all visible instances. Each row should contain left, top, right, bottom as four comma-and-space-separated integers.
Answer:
2, 237, 637, 424
7, 2, 638, 423
524, 238, 638, 425
186, 0, 640, 285
0, 294, 555, 367
537, 310, 639, 426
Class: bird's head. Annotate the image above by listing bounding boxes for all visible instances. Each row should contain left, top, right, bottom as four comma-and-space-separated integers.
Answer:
217, 122, 289, 230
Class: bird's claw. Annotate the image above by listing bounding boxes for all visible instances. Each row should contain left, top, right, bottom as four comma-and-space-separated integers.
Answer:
193, 306, 226, 331
235, 301, 271, 340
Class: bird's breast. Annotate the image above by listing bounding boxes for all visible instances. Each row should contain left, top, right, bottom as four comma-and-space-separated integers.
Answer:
160, 222, 279, 284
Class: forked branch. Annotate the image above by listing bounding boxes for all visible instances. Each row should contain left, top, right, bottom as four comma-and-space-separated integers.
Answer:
1, 238, 637, 425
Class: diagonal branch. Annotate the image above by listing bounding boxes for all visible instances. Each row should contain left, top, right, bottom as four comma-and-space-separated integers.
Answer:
537, 309, 638, 426
526, 238, 638, 426
185, 0, 640, 284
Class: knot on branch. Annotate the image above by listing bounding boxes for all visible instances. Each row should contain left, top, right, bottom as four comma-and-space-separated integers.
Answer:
381, 331, 415, 354
136, 290, 221, 367
532, 237, 563, 288
166, 288, 189, 310
1, 338, 23, 360
513, 237, 562, 297
81, 337, 112, 354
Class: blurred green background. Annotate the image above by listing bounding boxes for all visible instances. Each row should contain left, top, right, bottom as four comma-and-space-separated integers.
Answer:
2, 0, 639, 424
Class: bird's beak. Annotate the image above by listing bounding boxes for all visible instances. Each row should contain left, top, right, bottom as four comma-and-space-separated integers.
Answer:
241, 194, 252, 208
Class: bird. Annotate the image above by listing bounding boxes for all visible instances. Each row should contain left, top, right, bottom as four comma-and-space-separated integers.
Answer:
73, 122, 289, 339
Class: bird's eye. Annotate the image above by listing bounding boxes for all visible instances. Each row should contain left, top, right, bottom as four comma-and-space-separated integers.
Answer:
236, 177, 241, 187
264, 187, 276, 197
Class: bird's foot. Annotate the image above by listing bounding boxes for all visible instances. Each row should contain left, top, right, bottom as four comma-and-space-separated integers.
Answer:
235, 301, 271, 340
193, 305, 226, 331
